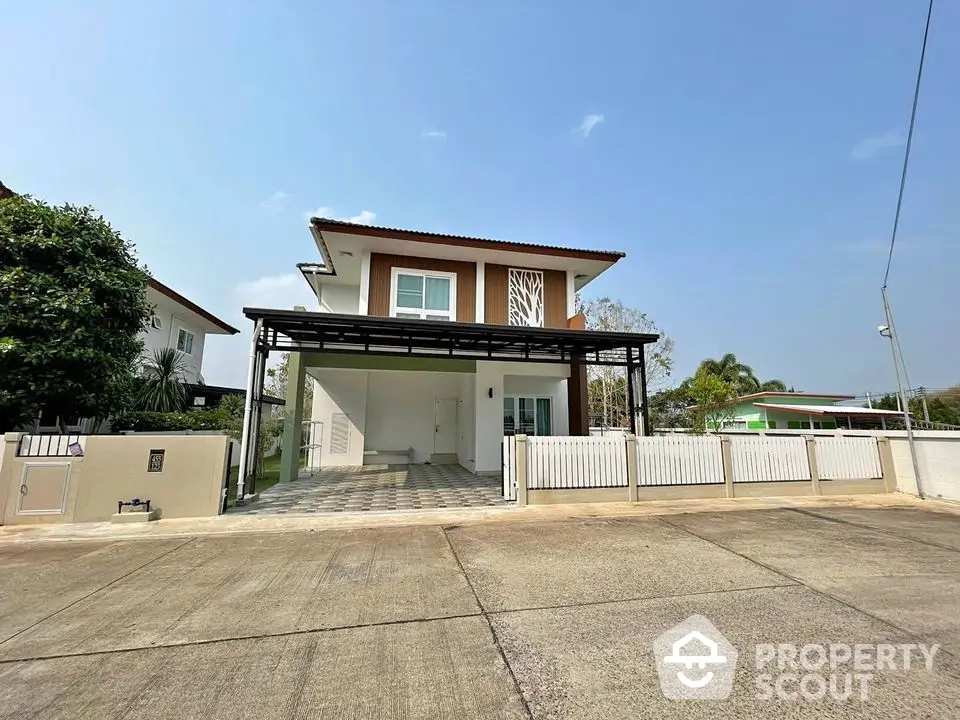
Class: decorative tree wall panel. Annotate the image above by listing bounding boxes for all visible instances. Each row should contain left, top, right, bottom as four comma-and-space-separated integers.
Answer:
508, 268, 544, 327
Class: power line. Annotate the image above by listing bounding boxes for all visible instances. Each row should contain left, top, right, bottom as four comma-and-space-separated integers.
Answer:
882, 0, 934, 289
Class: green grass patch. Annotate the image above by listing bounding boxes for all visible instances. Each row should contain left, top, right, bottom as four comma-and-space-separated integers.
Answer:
227, 453, 286, 506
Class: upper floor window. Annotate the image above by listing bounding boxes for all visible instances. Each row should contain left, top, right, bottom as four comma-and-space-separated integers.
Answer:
390, 269, 456, 321
508, 268, 544, 327
176, 328, 195, 355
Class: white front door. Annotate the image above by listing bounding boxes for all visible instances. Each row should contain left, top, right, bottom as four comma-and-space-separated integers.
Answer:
434, 398, 458, 454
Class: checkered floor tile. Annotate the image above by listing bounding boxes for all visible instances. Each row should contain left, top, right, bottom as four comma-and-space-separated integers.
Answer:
230, 464, 508, 515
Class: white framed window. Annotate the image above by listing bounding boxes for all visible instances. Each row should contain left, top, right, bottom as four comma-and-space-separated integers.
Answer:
503, 396, 552, 436
150, 314, 163, 330
389, 268, 457, 321
176, 328, 195, 355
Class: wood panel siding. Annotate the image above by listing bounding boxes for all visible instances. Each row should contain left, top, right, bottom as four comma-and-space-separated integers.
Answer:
484, 264, 509, 325
368, 253, 476, 321
542, 269, 567, 328
484, 264, 567, 328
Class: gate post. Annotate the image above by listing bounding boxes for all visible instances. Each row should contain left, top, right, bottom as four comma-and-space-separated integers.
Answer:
721, 436, 735, 498
805, 436, 821, 495
626, 434, 639, 502
515, 434, 528, 507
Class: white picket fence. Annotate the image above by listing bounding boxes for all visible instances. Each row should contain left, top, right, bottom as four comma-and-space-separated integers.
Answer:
730, 436, 811, 483
527, 436, 628, 489
636, 435, 724, 486
815, 436, 882, 480
502, 436, 517, 500
501, 432, 888, 501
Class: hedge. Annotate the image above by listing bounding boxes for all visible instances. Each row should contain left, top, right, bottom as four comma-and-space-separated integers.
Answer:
112, 409, 238, 433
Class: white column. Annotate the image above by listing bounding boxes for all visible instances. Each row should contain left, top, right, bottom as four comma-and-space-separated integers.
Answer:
475, 261, 485, 323
358, 250, 371, 316
566, 271, 576, 318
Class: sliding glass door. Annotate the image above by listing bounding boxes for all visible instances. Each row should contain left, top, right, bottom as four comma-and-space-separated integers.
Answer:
503, 397, 552, 436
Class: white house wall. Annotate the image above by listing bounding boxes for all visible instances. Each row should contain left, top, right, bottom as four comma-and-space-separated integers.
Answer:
474, 360, 570, 473
458, 374, 476, 472
142, 289, 207, 383
365, 371, 463, 464
310, 369, 369, 467
310, 359, 569, 474
319, 283, 360, 314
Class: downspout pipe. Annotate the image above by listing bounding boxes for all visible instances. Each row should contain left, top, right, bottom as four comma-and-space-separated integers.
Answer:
236, 318, 263, 501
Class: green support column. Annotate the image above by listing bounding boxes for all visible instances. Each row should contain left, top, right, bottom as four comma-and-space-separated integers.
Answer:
279, 350, 307, 483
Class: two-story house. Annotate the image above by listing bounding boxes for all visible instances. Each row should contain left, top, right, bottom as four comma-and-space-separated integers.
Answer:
33, 278, 238, 432
238, 218, 658, 492
144, 278, 239, 386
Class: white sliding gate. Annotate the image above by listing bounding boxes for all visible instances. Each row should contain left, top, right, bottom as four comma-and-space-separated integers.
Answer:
729, 436, 811, 483
526, 436, 628, 489
636, 435, 724, 486
815, 436, 882, 480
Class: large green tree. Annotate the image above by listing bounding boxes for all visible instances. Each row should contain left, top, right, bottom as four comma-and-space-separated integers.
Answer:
695, 353, 785, 396
687, 370, 738, 432
0, 194, 151, 431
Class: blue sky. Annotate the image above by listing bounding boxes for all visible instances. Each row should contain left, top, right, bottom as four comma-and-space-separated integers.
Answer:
3, 1, 958, 395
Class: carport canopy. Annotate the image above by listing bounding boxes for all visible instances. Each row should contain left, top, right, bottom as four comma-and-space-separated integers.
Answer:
235, 308, 660, 499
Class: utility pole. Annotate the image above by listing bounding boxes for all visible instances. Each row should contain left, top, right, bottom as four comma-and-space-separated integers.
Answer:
919, 386, 930, 423
866, 392, 873, 409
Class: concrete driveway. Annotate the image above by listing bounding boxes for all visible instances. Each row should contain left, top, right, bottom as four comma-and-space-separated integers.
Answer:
1, 504, 959, 718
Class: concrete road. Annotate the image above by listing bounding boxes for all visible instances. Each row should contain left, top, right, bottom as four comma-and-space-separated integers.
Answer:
1, 506, 959, 718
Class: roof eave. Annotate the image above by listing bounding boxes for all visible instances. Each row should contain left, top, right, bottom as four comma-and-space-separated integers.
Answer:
308, 217, 626, 263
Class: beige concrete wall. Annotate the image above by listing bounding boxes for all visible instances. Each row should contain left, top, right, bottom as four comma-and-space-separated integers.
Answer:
527, 487, 628, 505
1, 432, 229, 525
731, 480, 815, 498
636, 484, 727, 502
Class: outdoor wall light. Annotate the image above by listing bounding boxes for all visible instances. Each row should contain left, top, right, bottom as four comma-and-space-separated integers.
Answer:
488, 388, 494, 398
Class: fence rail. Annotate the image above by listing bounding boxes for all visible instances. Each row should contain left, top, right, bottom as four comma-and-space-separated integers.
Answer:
527, 436, 628, 489
17, 434, 85, 458
500, 431, 891, 504
636, 435, 724, 486
815, 436, 882, 480
729, 436, 811, 483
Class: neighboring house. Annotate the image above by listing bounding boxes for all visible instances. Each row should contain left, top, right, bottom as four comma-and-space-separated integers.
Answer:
35, 278, 239, 431
241, 217, 658, 483
143, 278, 239, 386
713, 392, 906, 431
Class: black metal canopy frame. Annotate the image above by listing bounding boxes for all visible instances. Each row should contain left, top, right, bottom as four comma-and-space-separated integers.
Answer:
233, 308, 659, 501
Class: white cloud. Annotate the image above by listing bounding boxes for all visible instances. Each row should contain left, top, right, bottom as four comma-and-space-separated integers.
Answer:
234, 273, 317, 311
260, 190, 289, 211
202, 272, 320, 387
850, 131, 903, 160
577, 114, 604, 139
303, 207, 377, 225
421, 129, 448, 139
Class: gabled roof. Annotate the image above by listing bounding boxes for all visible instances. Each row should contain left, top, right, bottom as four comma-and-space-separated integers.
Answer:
309, 217, 626, 263
753, 403, 906, 417
736, 391, 855, 403
147, 278, 239, 334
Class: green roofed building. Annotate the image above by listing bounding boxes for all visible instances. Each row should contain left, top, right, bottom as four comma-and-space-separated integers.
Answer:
714, 392, 906, 431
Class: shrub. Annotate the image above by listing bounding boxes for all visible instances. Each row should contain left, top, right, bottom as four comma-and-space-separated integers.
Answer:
112, 409, 233, 433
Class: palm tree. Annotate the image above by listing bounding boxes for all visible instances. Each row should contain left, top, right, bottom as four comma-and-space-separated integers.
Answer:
696, 354, 761, 396
219, 393, 246, 419
139, 348, 189, 412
